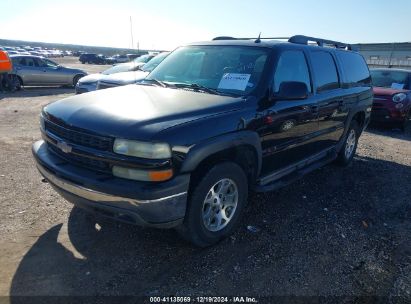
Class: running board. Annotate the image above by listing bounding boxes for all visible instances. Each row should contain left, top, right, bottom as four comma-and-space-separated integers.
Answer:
254, 148, 337, 193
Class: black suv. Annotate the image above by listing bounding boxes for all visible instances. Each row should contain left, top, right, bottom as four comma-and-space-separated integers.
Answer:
79, 53, 107, 64
33, 35, 373, 246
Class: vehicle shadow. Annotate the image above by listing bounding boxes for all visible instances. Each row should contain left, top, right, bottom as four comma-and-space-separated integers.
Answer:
8, 156, 411, 299
1, 86, 74, 98
366, 123, 411, 141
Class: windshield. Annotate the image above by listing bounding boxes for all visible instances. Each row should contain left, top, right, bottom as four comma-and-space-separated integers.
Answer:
133, 54, 153, 64
146, 46, 269, 96
371, 70, 410, 90
141, 52, 169, 72
102, 64, 133, 75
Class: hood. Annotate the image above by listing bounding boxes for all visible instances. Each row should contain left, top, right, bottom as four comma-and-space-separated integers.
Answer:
43, 85, 244, 140
373, 86, 409, 96
99, 71, 149, 85
78, 73, 105, 84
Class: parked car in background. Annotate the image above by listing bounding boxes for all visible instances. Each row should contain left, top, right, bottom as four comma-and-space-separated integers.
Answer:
96, 52, 169, 90
111, 54, 129, 63
127, 54, 140, 61
33, 35, 372, 246
370, 68, 411, 130
76, 60, 147, 93
10, 55, 86, 87
79, 53, 108, 64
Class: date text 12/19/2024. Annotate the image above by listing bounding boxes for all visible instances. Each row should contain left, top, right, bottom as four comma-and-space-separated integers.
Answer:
149, 296, 258, 303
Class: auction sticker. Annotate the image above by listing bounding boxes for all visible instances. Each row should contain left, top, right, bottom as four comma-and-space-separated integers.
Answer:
218, 73, 251, 91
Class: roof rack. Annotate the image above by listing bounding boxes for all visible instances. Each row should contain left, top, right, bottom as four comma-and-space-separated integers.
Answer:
212, 36, 289, 41
212, 35, 353, 50
288, 35, 352, 50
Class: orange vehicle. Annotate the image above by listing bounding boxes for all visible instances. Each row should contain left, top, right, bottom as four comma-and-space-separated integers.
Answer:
0, 50, 12, 73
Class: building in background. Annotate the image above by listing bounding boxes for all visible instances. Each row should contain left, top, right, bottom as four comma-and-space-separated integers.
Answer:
354, 42, 411, 70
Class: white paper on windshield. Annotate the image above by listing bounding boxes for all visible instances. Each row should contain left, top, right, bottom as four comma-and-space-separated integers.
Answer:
391, 83, 405, 90
218, 73, 251, 91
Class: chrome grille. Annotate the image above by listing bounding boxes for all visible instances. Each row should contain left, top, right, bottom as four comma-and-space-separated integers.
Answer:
45, 121, 113, 151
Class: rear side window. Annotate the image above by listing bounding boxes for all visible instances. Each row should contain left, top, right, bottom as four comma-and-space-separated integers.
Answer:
273, 50, 311, 93
337, 52, 371, 86
310, 51, 339, 92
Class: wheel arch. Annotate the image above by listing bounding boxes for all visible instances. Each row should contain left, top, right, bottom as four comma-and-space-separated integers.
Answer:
352, 111, 366, 130
73, 73, 85, 86
179, 131, 262, 187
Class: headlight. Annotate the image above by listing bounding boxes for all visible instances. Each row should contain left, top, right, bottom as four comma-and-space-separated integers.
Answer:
112, 166, 173, 182
392, 93, 407, 103
113, 139, 171, 159
39, 115, 45, 131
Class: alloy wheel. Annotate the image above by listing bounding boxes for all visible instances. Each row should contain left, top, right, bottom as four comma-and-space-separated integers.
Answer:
202, 178, 238, 232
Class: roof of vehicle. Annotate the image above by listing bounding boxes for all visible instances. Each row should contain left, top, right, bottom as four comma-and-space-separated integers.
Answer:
188, 35, 357, 54
370, 68, 411, 73
9, 54, 46, 59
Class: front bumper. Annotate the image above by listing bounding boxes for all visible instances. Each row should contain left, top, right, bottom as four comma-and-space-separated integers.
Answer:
371, 108, 408, 123
32, 140, 190, 228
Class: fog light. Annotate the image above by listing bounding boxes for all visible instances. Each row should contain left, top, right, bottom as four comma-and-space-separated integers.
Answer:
112, 166, 173, 182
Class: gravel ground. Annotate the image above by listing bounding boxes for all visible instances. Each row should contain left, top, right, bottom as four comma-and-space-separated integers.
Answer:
0, 58, 410, 302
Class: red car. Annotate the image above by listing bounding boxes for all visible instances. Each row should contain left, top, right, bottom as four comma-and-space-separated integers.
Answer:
370, 69, 411, 130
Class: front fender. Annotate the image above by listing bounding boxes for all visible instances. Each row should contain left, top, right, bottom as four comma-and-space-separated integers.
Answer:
179, 130, 262, 176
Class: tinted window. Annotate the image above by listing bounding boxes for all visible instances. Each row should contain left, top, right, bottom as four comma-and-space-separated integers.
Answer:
337, 52, 370, 86
273, 50, 311, 93
370, 70, 410, 90
310, 51, 339, 92
18, 57, 39, 67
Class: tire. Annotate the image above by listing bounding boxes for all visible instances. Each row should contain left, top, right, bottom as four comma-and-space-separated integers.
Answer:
13, 75, 22, 91
73, 75, 82, 87
400, 111, 410, 132
177, 162, 248, 247
336, 120, 360, 166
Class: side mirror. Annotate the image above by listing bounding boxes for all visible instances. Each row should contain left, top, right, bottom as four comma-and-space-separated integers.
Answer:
272, 81, 309, 100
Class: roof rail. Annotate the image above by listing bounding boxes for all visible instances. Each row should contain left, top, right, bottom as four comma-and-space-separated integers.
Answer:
288, 35, 352, 50
212, 36, 289, 42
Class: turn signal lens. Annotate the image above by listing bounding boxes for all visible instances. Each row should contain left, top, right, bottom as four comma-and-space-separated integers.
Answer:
112, 166, 173, 182
148, 169, 174, 182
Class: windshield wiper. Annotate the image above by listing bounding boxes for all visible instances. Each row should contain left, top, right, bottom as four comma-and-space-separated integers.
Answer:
173, 83, 229, 96
142, 79, 169, 88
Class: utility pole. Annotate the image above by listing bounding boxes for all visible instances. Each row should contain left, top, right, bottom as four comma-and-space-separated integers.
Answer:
130, 16, 134, 49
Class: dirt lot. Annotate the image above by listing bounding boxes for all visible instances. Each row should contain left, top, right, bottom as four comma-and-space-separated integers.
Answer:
0, 58, 410, 302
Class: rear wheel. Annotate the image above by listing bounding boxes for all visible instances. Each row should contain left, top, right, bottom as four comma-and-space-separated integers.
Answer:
336, 121, 360, 166
177, 162, 248, 247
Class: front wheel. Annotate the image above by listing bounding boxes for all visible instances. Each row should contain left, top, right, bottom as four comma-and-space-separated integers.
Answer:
73, 75, 82, 87
336, 121, 360, 166
400, 110, 410, 131
177, 162, 248, 247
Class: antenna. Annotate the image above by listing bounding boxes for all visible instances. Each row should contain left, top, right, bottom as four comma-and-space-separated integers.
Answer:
130, 16, 134, 49
255, 32, 261, 43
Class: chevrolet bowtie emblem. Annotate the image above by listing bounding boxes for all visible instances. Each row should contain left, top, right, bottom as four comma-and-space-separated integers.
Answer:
56, 141, 72, 153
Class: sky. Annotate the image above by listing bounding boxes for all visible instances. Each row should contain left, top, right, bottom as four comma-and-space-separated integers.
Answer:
1, 0, 410, 51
